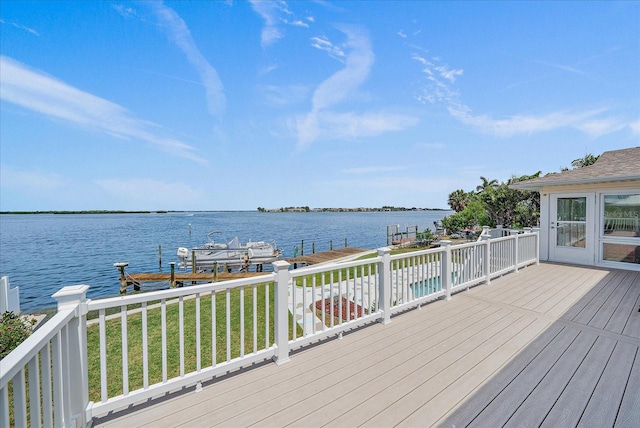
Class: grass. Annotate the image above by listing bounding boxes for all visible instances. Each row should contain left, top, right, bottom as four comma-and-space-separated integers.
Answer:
86, 284, 300, 402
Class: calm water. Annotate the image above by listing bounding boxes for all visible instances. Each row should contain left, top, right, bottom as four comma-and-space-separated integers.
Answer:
0, 211, 450, 313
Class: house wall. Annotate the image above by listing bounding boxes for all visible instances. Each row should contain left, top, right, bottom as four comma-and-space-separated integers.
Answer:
539, 180, 640, 270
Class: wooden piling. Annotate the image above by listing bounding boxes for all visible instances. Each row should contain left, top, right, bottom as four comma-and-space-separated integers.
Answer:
158, 244, 162, 269
170, 262, 175, 288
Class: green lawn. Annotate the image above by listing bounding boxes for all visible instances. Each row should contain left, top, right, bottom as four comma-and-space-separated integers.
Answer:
86, 284, 302, 402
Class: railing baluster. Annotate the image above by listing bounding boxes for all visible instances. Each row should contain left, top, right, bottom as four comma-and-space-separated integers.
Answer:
211, 290, 217, 366
329, 271, 334, 328
226, 289, 231, 362
264, 283, 269, 350
99, 309, 108, 402
196, 293, 201, 372
62, 325, 71, 423
312, 276, 317, 334
338, 270, 343, 325
142, 302, 149, 389
52, 332, 64, 427
1, 381, 9, 428
302, 276, 308, 334
253, 284, 258, 354
28, 353, 41, 428
179, 297, 185, 376
41, 343, 52, 426
161, 300, 167, 383
346, 268, 350, 323
240, 287, 245, 358
121, 305, 129, 395
321, 274, 326, 330
292, 275, 297, 340
12, 369, 27, 428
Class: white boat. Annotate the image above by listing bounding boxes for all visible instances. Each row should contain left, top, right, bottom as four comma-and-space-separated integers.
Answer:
177, 231, 281, 271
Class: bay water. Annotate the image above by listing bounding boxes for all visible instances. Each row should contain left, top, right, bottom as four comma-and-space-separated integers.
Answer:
0, 211, 450, 313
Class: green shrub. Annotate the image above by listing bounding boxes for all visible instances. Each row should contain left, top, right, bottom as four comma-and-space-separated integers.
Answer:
0, 312, 35, 359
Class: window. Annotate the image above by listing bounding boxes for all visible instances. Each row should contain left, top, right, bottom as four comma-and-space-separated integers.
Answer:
556, 197, 587, 248
603, 194, 640, 237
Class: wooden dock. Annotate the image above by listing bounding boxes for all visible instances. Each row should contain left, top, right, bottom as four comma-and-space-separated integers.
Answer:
118, 270, 265, 294
118, 248, 371, 293
284, 247, 370, 265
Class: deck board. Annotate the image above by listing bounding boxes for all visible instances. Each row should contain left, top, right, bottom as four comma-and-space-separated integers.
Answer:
93, 263, 640, 428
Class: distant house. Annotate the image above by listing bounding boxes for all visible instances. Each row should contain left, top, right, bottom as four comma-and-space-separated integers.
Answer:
510, 147, 640, 271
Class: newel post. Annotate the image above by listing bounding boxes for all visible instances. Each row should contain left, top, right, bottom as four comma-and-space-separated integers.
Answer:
272, 260, 291, 365
52, 284, 91, 427
533, 228, 541, 264
377, 247, 392, 324
511, 230, 520, 273
480, 234, 491, 285
440, 241, 452, 300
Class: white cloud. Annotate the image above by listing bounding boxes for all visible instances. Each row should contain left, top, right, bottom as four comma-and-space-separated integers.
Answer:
112, 4, 136, 19
630, 120, 640, 135
311, 36, 345, 60
311, 26, 374, 110
412, 49, 628, 139
296, 26, 417, 147
447, 103, 619, 137
397, 30, 407, 38
250, 0, 304, 48
148, 2, 225, 118
577, 117, 627, 138
0, 56, 206, 163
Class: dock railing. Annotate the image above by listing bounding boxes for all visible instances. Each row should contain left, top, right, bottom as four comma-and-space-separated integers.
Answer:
1, 231, 539, 427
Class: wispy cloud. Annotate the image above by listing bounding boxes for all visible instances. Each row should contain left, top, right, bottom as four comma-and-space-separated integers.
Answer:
630, 120, 640, 135
250, 0, 307, 48
413, 48, 630, 139
148, 2, 225, 118
297, 26, 417, 147
448, 104, 611, 137
260, 84, 309, 106
0, 18, 40, 36
311, 36, 345, 60
112, 4, 137, 19
0, 56, 206, 163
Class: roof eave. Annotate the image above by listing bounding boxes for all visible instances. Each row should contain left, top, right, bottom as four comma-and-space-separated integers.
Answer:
509, 174, 640, 191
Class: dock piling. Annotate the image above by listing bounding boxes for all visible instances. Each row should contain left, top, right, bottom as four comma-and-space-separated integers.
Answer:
170, 262, 175, 288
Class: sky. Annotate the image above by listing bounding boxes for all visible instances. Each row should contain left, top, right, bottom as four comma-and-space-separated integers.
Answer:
1, 1, 639, 211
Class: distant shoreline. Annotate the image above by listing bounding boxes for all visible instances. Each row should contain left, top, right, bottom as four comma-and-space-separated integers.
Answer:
1, 207, 450, 215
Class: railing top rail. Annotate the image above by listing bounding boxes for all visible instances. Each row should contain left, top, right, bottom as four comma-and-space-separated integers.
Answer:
87, 273, 275, 311
448, 241, 480, 251
389, 246, 444, 261
0, 308, 76, 387
289, 256, 381, 277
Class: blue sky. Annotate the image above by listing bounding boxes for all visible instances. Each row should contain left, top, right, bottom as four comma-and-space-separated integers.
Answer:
1, 1, 638, 211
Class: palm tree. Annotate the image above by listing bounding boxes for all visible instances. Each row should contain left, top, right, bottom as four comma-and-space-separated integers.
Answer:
476, 176, 498, 193
571, 153, 599, 169
448, 189, 469, 212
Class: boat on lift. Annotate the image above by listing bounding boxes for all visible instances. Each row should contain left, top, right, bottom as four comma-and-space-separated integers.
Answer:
177, 231, 281, 271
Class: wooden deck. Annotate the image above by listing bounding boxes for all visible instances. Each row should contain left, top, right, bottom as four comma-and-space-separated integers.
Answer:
93, 263, 640, 427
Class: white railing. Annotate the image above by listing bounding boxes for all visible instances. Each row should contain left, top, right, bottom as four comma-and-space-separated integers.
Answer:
1, 276, 21, 314
1, 286, 89, 428
1, 232, 538, 427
